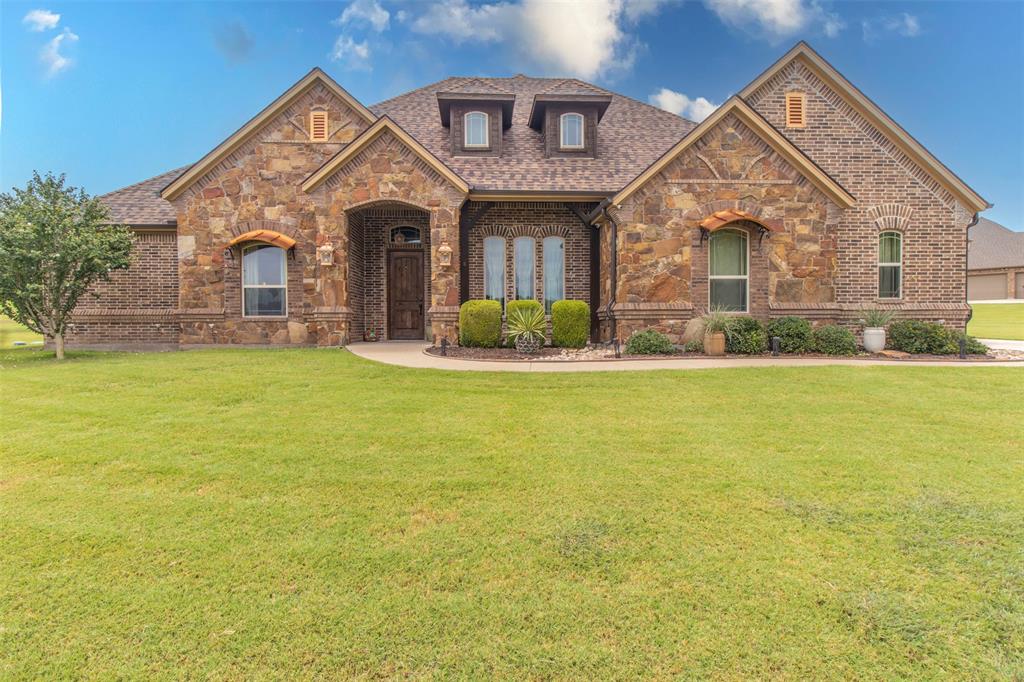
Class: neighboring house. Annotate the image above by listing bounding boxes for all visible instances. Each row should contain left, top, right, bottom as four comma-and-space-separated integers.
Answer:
73, 42, 989, 349
967, 218, 1024, 300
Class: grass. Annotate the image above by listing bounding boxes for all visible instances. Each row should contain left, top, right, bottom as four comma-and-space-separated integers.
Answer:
0, 316, 42, 349
969, 303, 1024, 340
2, 348, 1022, 678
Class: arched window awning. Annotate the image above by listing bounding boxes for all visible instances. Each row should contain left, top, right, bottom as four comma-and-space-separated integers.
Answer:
699, 209, 782, 233
227, 229, 296, 250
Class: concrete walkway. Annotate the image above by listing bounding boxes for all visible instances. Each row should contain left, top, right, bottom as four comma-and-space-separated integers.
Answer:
347, 342, 1024, 372
980, 338, 1024, 351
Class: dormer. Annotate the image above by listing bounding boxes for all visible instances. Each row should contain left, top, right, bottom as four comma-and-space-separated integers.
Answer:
527, 89, 612, 159
437, 90, 515, 157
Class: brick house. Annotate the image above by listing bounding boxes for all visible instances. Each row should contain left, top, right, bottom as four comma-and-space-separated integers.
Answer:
73, 42, 989, 349
966, 218, 1024, 300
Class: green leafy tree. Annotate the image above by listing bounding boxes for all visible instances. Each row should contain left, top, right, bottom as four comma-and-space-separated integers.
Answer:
0, 172, 133, 359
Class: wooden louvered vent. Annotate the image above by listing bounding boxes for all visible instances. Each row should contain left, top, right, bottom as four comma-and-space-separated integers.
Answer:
310, 111, 329, 142
785, 92, 806, 128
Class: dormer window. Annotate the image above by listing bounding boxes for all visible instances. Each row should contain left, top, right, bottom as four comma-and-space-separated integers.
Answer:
464, 112, 489, 148
560, 113, 584, 149
310, 110, 329, 142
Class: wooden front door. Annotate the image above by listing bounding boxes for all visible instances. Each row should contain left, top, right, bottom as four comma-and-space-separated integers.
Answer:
388, 251, 424, 339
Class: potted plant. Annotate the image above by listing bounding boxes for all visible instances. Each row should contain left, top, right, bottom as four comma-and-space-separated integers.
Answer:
859, 308, 894, 353
701, 308, 736, 356
507, 306, 547, 354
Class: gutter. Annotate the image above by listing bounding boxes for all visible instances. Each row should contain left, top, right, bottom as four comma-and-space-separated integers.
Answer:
586, 199, 619, 344
965, 212, 980, 325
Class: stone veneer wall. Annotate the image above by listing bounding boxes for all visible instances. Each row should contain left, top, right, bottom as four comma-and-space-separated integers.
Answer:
745, 60, 973, 327
467, 202, 591, 306
605, 113, 837, 343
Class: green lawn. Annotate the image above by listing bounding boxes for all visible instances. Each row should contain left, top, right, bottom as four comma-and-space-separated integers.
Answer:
2, 349, 1022, 678
0, 316, 42, 349
969, 303, 1024, 340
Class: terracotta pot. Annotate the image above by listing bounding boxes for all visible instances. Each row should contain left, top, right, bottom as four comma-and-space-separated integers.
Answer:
704, 332, 726, 356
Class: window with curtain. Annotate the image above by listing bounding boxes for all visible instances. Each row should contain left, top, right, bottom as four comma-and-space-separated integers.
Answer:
560, 113, 584, 148
879, 231, 902, 298
542, 236, 564, 313
464, 112, 489, 148
242, 244, 287, 316
483, 236, 505, 306
514, 237, 535, 300
709, 229, 748, 312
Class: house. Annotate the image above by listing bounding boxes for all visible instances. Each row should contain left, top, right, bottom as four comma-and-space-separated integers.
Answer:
72, 42, 990, 349
967, 218, 1024, 300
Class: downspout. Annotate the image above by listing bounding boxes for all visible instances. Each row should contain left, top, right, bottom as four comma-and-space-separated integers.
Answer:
965, 212, 980, 325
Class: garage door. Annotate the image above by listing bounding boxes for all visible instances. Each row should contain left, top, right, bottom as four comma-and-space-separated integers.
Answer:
1016, 272, 1024, 299
968, 273, 1007, 300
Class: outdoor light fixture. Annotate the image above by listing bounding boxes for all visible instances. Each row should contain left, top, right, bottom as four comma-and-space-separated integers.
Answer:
437, 242, 453, 267
317, 243, 335, 266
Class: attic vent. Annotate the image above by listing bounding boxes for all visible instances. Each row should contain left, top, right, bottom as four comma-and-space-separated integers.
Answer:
785, 92, 806, 128
310, 111, 329, 142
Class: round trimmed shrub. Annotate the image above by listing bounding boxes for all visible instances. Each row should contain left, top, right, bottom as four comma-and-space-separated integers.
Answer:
551, 300, 590, 348
812, 324, 857, 355
766, 316, 813, 354
625, 328, 674, 355
459, 300, 501, 348
725, 317, 768, 354
888, 319, 956, 354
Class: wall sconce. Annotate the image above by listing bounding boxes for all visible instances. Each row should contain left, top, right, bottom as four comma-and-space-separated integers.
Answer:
437, 241, 453, 268
317, 243, 335, 266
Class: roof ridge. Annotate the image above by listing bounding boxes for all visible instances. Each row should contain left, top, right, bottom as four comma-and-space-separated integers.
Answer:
370, 76, 462, 110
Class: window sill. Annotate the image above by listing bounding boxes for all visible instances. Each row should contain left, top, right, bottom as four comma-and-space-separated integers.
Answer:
241, 315, 290, 321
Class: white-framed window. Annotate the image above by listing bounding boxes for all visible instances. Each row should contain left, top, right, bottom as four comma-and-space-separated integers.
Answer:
542, 236, 565, 313
464, 111, 489, 148
483, 236, 505, 307
242, 244, 287, 316
560, 113, 584, 149
709, 229, 748, 312
513, 236, 535, 300
879, 231, 902, 299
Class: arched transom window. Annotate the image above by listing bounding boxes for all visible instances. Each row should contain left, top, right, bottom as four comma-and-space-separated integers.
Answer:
242, 244, 287, 316
390, 226, 422, 245
464, 112, 489, 148
709, 229, 748, 312
560, 113, 584, 149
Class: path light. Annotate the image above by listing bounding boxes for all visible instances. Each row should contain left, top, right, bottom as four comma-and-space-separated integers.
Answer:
959, 336, 966, 359
771, 336, 781, 356
440, 338, 448, 356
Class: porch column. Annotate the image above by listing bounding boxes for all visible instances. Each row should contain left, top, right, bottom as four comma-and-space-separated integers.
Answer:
427, 203, 460, 344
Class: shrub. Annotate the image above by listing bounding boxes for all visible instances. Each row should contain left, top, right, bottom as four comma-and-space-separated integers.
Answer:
766, 316, 813, 353
953, 333, 989, 355
458, 300, 501, 348
506, 299, 543, 319
812, 324, 857, 355
506, 306, 547, 351
624, 328, 675, 355
859, 308, 895, 328
725, 317, 767, 354
682, 339, 703, 353
888, 319, 956, 354
702, 308, 738, 337
551, 300, 589, 348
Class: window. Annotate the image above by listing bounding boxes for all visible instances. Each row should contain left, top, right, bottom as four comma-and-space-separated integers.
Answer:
785, 92, 806, 128
513, 237, 535, 300
560, 113, 584, 149
483, 236, 505, 307
310, 110, 329, 142
464, 112, 489, 148
242, 244, 287, 316
879, 231, 902, 299
542, 236, 564, 313
709, 229, 748, 312
390, 226, 421, 245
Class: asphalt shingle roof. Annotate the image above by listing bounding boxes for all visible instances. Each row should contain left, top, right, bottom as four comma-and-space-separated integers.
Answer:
99, 166, 187, 225
968, 217, 1024, 270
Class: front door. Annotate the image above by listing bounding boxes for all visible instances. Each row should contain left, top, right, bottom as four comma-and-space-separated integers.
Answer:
388, 251, 424, 339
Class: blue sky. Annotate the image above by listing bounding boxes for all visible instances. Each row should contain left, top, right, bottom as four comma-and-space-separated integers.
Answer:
2, 0, 1022, 228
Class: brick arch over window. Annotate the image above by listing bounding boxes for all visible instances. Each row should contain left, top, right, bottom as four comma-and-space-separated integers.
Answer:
226, 220, 301, 243
867, 203, 914, 232
478, 225, 572, 240
343, 197, 433, 215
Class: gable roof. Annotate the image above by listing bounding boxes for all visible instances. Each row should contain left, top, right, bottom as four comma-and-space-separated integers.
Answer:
372, 74, 695, 194
161, 68, 375, 201
99, 166, 187, 225
739, 42, 989, 213
611, 96, 856, 209
968, 217, 1024, 270
301, 116, 469, 194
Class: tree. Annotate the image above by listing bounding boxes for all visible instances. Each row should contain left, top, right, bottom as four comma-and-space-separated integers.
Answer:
0, 172, 133, 359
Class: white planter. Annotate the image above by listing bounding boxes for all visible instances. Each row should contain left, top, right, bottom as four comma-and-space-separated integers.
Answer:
863, 327, 886, 353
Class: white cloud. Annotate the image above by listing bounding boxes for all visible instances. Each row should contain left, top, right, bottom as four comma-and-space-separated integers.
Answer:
649, 87, 719, 122
41, 27, 78, 77
23, 8, 60, 31
862, 12, 921, 42
703, 0, 843, 41
333, 0, 390, 32
409, 0, 673, 79
331, 34, 372, 70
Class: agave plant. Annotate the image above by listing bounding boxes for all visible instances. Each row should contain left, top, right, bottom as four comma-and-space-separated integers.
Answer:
507, 307, 547, 353
859, 308, 895, 328
701, 306, 738, 338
